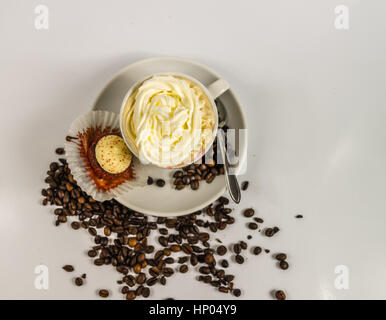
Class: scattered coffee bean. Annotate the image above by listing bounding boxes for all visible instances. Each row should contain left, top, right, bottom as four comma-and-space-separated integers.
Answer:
75, 277, 83, 286
55, 147, 65, 155
216, 245, 227, 256
233, 289, 241, 297
295, 214, 303, 219
279, 261, 289, 270
253, 217, 264, 223
275, 290, 286, 300
126, 291, 136, 300
204, 253, 215, 265
265, 228, 275, 237
241, 181, 249, 191
248, 222, 258, 230
243, 208, 255, 218
190, 180, 199, 190
179, 264, 189, 273
88, 250, 97, 258
62, 265, 74, 272
233, 244, 241, 254
142, 287, 150, 298
219, 286, 229, 293
98, 289, 109, 298
71, 222, 80, 230
147, 176, 154, 185
253, 247, 262, 255
43, 149, 293, 300
156, 179, 165, 187
239, 241, 247, 250
275, 253, 287, 261
235, 255, 244, 264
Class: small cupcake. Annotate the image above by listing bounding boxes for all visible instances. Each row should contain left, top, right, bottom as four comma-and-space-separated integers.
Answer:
65, 111, 147, 202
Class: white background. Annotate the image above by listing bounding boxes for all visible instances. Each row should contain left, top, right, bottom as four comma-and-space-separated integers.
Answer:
0, 0, 385, 299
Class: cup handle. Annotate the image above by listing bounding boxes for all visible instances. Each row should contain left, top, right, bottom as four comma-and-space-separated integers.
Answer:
207, 78, 230, 99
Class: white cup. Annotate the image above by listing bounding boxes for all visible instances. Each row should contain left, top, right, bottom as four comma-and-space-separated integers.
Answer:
119, 72, 229, 168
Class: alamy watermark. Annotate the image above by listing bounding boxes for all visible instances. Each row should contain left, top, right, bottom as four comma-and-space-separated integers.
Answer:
34, 264, 49, 290
34, 5, 49, 30
334, 5, 349, 30
334, 265, 349, 290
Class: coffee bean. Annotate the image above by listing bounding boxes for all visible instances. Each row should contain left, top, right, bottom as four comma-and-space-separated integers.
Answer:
160, 276, 167, 286
75, 277, 83, 286
190, 254, 198, 266
179, 264, 188, 273
233, 289, 241, 297
199, 266, 211, 274
176, 184, 185, 190
88, 250, 97, 258
218, 196, 229, 205
295, 214, 303, 219
221, 260, 229, 268
241, 181, 249, 191
62, 265, 74, 272
265, 228, 275, 237
276, 253, 287, 261
219, 286, 229, 293
233, 244, 241, 254
253, 217, 264, 223
182, 176, 191, 185
81, 274, 86, 279
247, 235, 252, 240
147, 176, 154, 185
248, 222, 258, 230
71, 222, 80, 230
164, 257, 174, 264
239, 241, 247, 250
98, 289, 109, 298
178, 256, 188, 264
156, 179, 165, 187
253, 247, 262, 255
158, 236, 168, 247
142, 287, 150, 298
162, 267, 174, 277
159, 228, 168, 235
275, 290, 286, 300
55, 147, 65, 155
146, 277, 158, 286
204, 253, 215, 265
216, 245, 227, 256
94, 259, 104, 266
243, 208, 255, 217
173, 171, 183, 178
88, 227, 97, 236
126, 291, 136, 300
235, 255, 244, 264
279, 261, 289, 270
136, 273, 146, 285
149, 267, 160, 277
190, 180, 199, 190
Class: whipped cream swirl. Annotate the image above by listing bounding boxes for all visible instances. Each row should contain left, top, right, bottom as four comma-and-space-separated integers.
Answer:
122, 75, 215, 168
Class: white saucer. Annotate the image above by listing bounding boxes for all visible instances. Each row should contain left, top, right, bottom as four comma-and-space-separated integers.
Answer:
92, 56, 247, 217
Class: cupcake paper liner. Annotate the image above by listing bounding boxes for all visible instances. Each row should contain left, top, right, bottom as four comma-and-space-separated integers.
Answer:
64, 110, 148, 202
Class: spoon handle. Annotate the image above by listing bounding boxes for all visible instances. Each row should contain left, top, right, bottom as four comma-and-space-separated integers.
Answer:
217, 130, 241, 204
